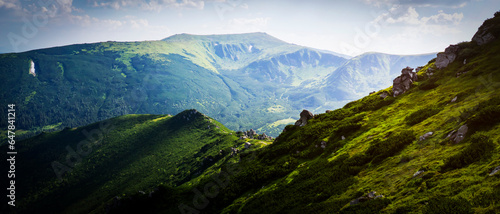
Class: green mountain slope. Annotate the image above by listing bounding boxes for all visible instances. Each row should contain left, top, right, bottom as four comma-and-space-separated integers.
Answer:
101, 14, 500, 214
0, 32, 433, 139
1, 109, 273, 214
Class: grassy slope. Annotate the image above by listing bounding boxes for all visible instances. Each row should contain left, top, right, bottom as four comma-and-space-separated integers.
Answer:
0, 110, 250, 214
109, 17, 500, 214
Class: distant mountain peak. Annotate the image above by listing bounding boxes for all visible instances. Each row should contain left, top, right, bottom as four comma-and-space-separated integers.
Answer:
162, 32, 287, 45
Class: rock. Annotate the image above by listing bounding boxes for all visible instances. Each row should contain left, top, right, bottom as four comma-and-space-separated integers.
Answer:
320, 141, 327, 149
413, 170, 424, 178
244, 142, 252, 149
453, 124, 468, 143
380, 91, 389, 99
435, 45, 461, 69
369, 91, 376, 95
341, 135, 346, 140
446, 130, 457, 139
415, 66, 424, 73
239, 136, 247, 140
451, 96, 458, 103
230, 147, 239, 156
367, 191, 376, 198
350, 191, 384, 206
295, 110, 314, 126
392, 66, 418, 97
326, 110, 332, 113
139, 191, 146, 194
489, 166, 500, 176
419, 132, 433, 141
472, 21, 496, 45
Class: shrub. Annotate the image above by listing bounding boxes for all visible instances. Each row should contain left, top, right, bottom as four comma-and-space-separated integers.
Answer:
468, 105, 500, 129
405, 106, 442, 126
363, 130, 415, 164
423, 197, 473, 214
418, 79, 439, 90
441, 133, 495, 172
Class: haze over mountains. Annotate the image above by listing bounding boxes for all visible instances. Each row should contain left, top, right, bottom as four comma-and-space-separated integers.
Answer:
0, 32, 434, 137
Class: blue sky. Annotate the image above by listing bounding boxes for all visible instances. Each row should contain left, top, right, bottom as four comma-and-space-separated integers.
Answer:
1, 0, 499, 56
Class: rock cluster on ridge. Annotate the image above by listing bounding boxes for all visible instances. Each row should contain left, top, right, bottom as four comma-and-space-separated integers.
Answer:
392, 66, 418, 97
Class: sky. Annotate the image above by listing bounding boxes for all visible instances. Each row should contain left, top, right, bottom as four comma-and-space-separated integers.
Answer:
0, 0, 499, 56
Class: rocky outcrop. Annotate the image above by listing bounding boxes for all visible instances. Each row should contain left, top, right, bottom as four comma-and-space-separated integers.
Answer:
472, 21, 496, 45
295, 110, 313, 126
435, 45, 461, 69
392, 67, 418, 97
257, 133, 272, 141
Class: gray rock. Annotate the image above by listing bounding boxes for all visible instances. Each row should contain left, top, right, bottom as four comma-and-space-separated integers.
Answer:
489, 166, 500, 176
472, 22, 496, 45
435, 45, 461, 69
326, 110, 332, 113
320, 141, 327, 149
419, 132, 433, 141
393, 66, 418, 97
367, 191, 376, 198
453, 124, 468, 143
244, 142, 252, 149
413, 170, 424, 178
341, 135, 346, 140
451, 96, 458, 103
295, 109, 314, 126
380, 91, 389, 99
446, 130, 457, 139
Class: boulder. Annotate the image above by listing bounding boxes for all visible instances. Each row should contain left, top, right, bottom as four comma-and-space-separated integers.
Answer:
380, 91, 389, 99
435, 45, 461, 69
392, 67, 418, 97
451, 96, 458, 103
413, 170, 424, 178
453, 124, 468, 143
295, 110, 314, 126
419, 132, 433, 141
244, 142, 252, 149
472, 22, 496, 45
489, 166, 500, 176
326, 110, 332, 113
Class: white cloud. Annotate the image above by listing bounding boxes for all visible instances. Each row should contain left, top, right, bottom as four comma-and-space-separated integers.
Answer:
375, 6, 463, 26
92, 0, 207, 11
422, 10, 463, 25
0, 0, 20, 10
362, 0, 470, 8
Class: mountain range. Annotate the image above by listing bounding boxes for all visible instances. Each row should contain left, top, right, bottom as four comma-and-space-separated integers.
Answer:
3, 11, 500, 214
0, 32, 434, 138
